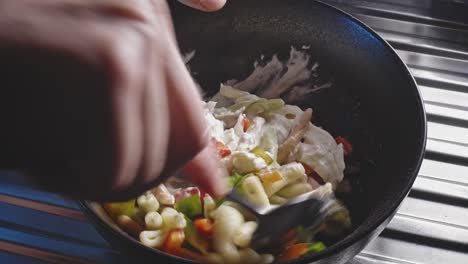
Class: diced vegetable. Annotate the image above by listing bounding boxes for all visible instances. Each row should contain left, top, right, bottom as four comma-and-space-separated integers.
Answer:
278, 242, 326, 261
195, 218, 215, 239
185, 218, 210, 254
163, 230, 186, 254
220, 85, 251, 100
281, 226, 304, 243
214, 198, 226, 208
175, 194, 203, 219
103, 200, 136, 218
242, 114, 252, 132
227, 173, 245, 188
250, 146, 274, 165
213, 139, 232, 158
335, 136, 353, 155
103, 83, 354, 263
278, 243, 309, 261
256, 168, 283, 184
300, 162, 325, 185
244, 98, 285, 115
308, 242, 327, 253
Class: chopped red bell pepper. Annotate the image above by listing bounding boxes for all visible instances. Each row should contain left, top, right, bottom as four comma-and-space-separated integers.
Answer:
212, 138, 231, 158
242, 114, 252, 132
163, 230, 186, 254
278, 242, 327, 261
278, 243, 310, 261
281, 228, 297, 243
300, 162, 325, 185
335, 136, 353, 155
194, 218, 214, 239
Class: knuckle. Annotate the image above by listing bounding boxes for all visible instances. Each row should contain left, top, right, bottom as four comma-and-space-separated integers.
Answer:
95, 30, 146, 95
95, 0, 155, 23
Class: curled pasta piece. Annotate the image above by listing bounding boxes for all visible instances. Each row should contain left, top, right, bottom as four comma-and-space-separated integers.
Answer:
263, 162, 306, 196
203, 194, 216, 219
231, 151, 267, 174
139, 230, 167, 248
137, 192, 159, 213
223, 201, 256, 221
242, 176, 270, 208
233, 221, 258, 248
144, 211, 163, 230
161, 207, 186, 229
153, 184, 175, 206
211, 205, 244, 263
277, 182, 313, 198
269, 195, 287, 205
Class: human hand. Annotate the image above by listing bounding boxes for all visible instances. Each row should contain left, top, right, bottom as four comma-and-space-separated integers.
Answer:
0, 0, 226, 201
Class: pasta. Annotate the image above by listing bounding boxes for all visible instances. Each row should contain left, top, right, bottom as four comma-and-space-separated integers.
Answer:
137, 192, 159, 213
144, 211, 163, 230
104, 84, 352, 263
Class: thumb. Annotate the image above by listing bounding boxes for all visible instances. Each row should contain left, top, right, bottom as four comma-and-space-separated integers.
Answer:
177, 0, 226, 12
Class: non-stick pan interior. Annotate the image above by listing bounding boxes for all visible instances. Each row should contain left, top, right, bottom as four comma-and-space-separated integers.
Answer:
170, 0, 426, 261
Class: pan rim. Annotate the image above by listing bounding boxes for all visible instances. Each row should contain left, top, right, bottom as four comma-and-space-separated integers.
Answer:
79, 0, 427, 263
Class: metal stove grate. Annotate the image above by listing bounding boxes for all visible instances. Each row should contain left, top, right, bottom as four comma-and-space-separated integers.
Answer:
322, 0, 468, 263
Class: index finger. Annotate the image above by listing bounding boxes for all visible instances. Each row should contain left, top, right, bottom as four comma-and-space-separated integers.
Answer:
182, 144, 228, 197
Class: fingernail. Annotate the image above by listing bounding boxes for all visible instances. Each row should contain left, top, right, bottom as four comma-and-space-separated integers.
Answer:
199, 0, 226, 12
178, 0, 226, 12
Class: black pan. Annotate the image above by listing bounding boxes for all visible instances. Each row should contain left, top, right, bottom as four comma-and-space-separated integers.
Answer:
80, 1, 427, 263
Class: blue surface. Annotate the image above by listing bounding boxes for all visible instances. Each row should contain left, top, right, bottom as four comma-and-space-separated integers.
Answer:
0, 251, 48, 264
0, 172, 131, 263
0, 203, 109, 247
0, 171, 79, 209
0, 227, 122, 263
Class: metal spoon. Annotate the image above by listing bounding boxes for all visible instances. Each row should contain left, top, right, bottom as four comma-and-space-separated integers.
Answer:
226, 188, 340, 251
